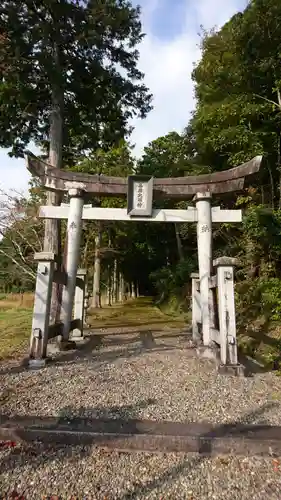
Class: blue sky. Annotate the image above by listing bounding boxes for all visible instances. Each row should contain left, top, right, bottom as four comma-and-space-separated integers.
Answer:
0, 0, 248, 198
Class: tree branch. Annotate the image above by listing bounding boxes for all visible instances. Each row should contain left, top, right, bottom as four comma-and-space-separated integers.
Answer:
253, 93, 281, 110
0, 249, 36, 280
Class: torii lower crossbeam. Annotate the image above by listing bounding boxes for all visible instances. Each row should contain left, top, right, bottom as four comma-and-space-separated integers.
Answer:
39, 206, 242, 223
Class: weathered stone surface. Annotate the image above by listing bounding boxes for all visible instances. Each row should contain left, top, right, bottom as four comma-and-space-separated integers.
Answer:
196, 345, 219, 361
217, 363, 246, 377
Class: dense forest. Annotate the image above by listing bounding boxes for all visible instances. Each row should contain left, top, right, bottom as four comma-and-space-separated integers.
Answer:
1, 0, 281, 360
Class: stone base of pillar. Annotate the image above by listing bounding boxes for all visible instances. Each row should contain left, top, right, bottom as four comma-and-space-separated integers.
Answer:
196, 344, 219, 361
58, 339, 77, 351
28, 358, 48, 369
191, 335, 202, 347
217, 363, 245, 377
71, 330, 84, 339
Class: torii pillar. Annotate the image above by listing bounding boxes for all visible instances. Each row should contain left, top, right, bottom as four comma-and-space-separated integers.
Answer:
60, 188, 85, 344
193, 192, 213, 346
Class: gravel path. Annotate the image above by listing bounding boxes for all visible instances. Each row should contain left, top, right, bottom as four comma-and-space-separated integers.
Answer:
1, 330, 281, 498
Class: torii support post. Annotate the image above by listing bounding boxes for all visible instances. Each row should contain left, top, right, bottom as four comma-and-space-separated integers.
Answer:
60, 189, 85, 345
213, 257, 245, 376
29, 252, 56, 368
191, 272, 201, 344
72, 268, 87, 339
83, 279, 90, 327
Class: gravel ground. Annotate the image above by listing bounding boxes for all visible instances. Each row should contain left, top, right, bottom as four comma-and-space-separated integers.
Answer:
1, 330, 281, 498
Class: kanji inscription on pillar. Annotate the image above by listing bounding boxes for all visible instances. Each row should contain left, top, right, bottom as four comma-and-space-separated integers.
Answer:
200, 224, 210, 233
127, 175, 153, 216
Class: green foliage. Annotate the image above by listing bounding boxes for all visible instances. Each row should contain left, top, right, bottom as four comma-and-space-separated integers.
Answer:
259, 279, 281, 321
237, 206, 281, 280
236, 278, 281, 323
191, 0, 281, 206
150, 257, 196, 303
71, 140, 134, 208
74, 141, 134, 176
137, 131, 211, 178
231, 204, 281, 369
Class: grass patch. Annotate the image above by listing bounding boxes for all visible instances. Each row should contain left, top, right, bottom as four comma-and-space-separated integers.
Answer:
0, 292, 34, 308
88, 296, 187, 329
158, 294, 190, 320
0, 307, 32, 360
0, 293, 34, 360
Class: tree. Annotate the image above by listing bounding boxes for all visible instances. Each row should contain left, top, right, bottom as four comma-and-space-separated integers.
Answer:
0, 0, 152, 159
0, 0, 152, 320
191, 16, 266, 169
0, 189, 42, 291
136, 131, 200, 178
191, 2, 281, 205
235, 0, 281, 206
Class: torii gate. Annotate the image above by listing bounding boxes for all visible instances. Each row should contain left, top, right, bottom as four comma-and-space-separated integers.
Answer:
26, 153, 262, 368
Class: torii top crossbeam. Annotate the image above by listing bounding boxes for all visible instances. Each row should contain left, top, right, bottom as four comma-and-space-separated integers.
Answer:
26, 153, 263, 200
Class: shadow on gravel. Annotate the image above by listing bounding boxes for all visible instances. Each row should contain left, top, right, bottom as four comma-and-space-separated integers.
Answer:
48, 341, 180, 370
0, 329, 191, 376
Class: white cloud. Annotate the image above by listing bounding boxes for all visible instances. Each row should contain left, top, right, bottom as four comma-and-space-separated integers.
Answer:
130, 0, 247, 156
0, 0, 247, 195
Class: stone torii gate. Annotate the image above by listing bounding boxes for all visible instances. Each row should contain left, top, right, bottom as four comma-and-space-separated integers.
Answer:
26, 153, 262, 368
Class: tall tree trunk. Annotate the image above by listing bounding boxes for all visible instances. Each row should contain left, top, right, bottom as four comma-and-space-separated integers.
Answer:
118, 272, 125, 302
175, 224, 184, 261
107, 264, 112, 306
44, 71, 63, 324
106, 229, 112, 306
131, 282, 136, 299
110, 264, 115, 304
276, 89, 281, 209
92, 224, 102, 308
277, 133, 281, 208
123, 281, 128, 300
267, 160, 275, 209
112, 259, 118, 304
